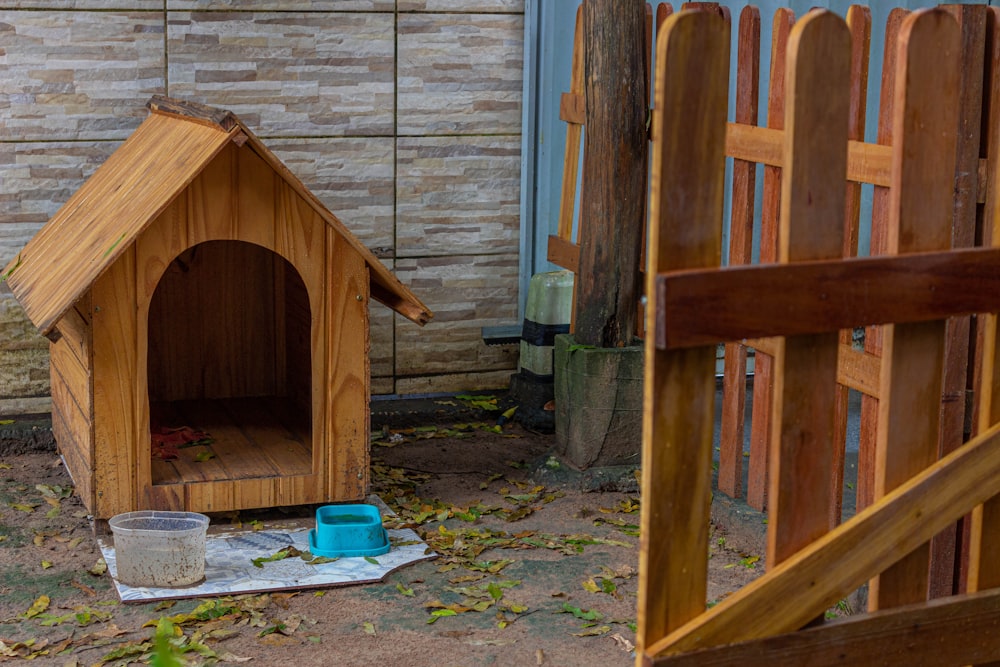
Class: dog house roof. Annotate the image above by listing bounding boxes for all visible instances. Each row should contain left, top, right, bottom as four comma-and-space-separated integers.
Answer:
2, 96, 433, 338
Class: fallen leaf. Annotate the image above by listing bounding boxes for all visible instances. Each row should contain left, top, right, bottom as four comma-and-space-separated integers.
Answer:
41, 560, 53, 569
396, 582, 415, 597
70, 580, 97, 596
22, 595, 50, 618
558, 603, 602, 622
571, 624, 612, 637
9, 502, 37, 513
427, 609, 458, 624
610, 633, 635, 652
88, 558, 107, 576
363, 621, 376, 635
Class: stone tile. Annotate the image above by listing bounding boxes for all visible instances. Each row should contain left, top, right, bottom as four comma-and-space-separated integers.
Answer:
267, 137, 394, 253
167, 12, 394, 137
393, 254, 519, 377
7, 1, 160, 9
0, 12, 165, 141
370, 290, 395, 383
168, 1, 393, 10
0, 141, 120, 268
0, 295, 49, 403
399, 1, 524, 12
397, 13, 523, 135
396, 136, 521, 257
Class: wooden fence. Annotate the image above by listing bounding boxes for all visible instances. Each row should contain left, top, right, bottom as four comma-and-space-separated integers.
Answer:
552, 1, 1000, 599
639, 5, 1000, 665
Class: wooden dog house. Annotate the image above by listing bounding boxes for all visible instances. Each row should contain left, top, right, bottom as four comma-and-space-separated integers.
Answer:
2, 97, 432, 521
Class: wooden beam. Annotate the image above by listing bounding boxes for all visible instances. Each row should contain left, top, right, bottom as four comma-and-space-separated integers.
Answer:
646, 587, 1000, 667
654, 247, 1000, 350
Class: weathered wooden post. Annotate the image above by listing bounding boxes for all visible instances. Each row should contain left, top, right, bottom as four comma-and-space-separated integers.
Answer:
555, 0, 649, 469
574, 0, 648, 348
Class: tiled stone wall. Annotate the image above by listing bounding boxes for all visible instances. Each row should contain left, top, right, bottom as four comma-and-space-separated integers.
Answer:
0, 1, 523, 413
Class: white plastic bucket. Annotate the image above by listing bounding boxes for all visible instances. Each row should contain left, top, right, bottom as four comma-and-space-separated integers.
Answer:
109, 511, 209, 588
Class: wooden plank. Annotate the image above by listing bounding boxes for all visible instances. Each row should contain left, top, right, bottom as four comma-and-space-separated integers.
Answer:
236, 142, 278, 250
931, 2, 990, 602
747, 7, 794, 513
725, 124, 892, 187
644, 419, 1000, 658
51, 304, 90, 374
871, 7, 961, 612
838, 344, 881, 398
50, 360, 94, 513
831, 4, 872, 529
546, 235, 580, 272
325, 230, 370, 502
969, 5, 1000, 601
655, 248, 1000, 349
222, 398, 313, 478
648, 587, 1000, 667
91, 247, 138, 519
559, 91, 585, 125
746, 340, 880, 397
766, 9, 850, 566
556, 5, 584, 243
859, 7, 908, 516
718, 4, 760, 500
638, 8, 729, 657
171, 399, 281, 482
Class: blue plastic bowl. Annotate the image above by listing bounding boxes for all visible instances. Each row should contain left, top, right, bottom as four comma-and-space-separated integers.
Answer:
308, 504, 390, 558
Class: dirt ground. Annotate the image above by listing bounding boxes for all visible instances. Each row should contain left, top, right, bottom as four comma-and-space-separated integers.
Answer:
0, 416, 764, 666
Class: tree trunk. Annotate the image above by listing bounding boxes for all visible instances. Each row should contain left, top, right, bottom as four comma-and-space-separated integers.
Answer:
573, 0, 648, 348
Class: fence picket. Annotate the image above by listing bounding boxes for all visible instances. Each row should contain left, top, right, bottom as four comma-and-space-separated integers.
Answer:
718, 5, 761, 500
870, 7, 961, 612
746, 8, 796, 513
637, 8, 729, 657
766, 9, 851, 566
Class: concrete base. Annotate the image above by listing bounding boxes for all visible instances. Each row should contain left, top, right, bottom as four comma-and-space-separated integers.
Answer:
553, 334, 643, 469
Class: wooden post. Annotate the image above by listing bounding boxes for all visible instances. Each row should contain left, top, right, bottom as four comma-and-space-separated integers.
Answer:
574, 0, 648, 348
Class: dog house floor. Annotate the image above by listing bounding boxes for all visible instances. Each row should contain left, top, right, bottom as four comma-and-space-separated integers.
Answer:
150, 397, 312, 486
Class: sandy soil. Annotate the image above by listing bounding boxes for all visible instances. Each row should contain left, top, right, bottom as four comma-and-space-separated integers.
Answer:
0, 422, 763, 666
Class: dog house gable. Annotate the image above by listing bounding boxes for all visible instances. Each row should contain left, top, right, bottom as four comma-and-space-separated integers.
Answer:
3, 97, 432, 519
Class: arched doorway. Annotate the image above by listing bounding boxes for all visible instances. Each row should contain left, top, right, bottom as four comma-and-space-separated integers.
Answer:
146, 240, 313, 485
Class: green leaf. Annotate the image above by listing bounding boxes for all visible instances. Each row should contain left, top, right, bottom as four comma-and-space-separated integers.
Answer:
396, 582, 415, 597
559, 603, 602, 622
427, 609, 457, 624
362, 621, 376, 636
252, 547, 302, 568
488, 582, 503, 601
364, 556, 379, 565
